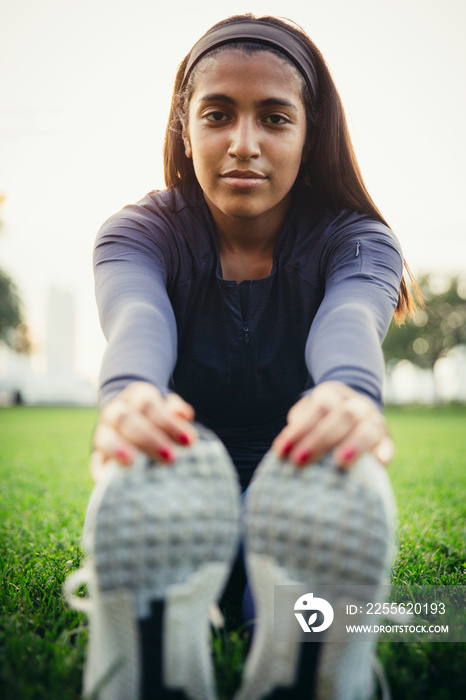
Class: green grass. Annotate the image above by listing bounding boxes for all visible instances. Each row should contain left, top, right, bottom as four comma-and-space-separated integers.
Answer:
0, 405, 465, 699
378, 405, 466, 699
387, 405, 466, 587
0, 407, 96, 700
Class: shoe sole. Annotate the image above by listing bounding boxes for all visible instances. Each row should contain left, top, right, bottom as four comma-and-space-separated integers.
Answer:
235, 451, 396, 700
66, 425, 241, 700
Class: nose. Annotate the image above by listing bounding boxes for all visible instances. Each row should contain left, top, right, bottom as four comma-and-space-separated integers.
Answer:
227, 117, 261, 160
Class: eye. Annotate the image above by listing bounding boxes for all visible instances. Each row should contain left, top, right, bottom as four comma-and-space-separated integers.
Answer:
263, 114, 289, 125
204, 111, 229, 123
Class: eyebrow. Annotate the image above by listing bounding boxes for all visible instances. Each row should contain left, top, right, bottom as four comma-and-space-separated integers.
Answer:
198, 93, 298, 111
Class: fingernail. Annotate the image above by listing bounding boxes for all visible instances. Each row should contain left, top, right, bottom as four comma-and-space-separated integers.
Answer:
116, 447, 132, 462
342, 447, 357, 462
178, 433, 191, 445
281, 441, 293, 456
159, 447, 174, 461
296, 450, 312, 465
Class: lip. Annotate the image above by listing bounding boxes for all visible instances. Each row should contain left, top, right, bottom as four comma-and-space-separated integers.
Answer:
220, 170, 267, 190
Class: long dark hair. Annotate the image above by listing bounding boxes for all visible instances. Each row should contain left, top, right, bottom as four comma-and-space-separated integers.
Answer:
163, 13, 419, 321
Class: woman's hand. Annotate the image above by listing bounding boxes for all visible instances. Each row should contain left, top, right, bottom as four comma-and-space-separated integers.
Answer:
272, 381, 394, 469
90, 382, 198, 481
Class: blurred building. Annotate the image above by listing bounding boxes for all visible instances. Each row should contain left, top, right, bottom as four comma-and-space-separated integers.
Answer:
0, 287, 96, 405
46, 287, 75, 377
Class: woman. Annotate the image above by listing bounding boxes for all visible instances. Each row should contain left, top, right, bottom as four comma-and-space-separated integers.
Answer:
67, 14, 414, 700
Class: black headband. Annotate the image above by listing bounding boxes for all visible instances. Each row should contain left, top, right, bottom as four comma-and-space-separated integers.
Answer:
182, 20, 318, 101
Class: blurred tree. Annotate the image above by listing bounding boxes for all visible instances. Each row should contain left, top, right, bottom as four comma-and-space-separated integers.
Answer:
0, 270, 31, 352
0, 194, 31, 353
383, 275, 466, 398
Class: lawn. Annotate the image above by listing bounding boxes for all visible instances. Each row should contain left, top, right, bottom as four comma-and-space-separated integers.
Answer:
0, 405, 465, 699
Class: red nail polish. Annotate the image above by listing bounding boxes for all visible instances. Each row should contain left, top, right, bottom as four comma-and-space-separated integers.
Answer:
116, 447, 131, 462
282, 441, 293, 456
296, 450, 311, 464
159, 447, 173, 461
179, 433, 190, 445
342, 447, 357, 462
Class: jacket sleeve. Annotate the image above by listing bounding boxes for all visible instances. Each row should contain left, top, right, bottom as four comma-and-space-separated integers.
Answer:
93, 208, 178, 405
305, 222, 403, 408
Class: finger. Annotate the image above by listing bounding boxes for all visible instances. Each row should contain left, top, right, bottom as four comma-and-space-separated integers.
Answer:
123, 385, 197, 446
89, 450, 106, 483
137, 394, 198, 446
93, 422, 136, 466
273, 393, 337, 457
101, 399, 177, 462
372, 435, 395, 466
165, 393, 196, 421
332, 413, 387, 468
288, 396, 372, 466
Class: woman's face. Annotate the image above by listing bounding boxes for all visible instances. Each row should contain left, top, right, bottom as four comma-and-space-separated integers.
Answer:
183, 49, 308, 231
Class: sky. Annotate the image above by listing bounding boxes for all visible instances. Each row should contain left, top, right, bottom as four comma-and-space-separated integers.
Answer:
0, 0, 465, 382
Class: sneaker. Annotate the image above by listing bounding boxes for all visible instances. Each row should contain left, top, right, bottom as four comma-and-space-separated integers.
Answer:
65, 425, 241, 700
235, 451, 396, 700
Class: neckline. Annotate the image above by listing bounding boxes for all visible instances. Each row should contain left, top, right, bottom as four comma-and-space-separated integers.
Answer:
200, 199, 296, 286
